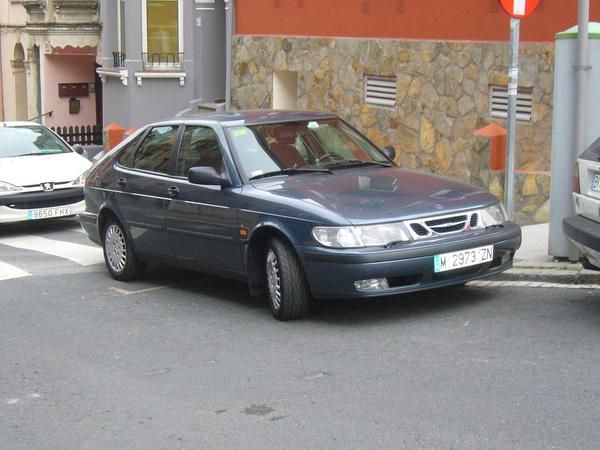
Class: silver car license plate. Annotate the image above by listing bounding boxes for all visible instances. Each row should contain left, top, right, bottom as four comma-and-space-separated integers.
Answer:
27, 206, 72, 220
591, 173, 600, 192
434, 245, 494, 273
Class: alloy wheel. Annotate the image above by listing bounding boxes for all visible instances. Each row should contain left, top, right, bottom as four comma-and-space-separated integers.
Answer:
266, 248, 282, 310
105, 224, 127, 273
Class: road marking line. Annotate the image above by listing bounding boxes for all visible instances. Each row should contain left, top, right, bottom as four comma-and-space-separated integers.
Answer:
109, 284, 176, 296
0, 261, 31, 281
0, 235, 103, 266
467, 280, 600, 289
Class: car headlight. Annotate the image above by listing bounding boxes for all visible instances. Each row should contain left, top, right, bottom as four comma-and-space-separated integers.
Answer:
0, 181, 23, 195
312, 222, 411, 248
72, 170, 89, 186
480, 203, 507, 227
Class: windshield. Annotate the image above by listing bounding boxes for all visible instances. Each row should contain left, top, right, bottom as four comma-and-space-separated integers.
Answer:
0, 126, 72, 158
226, 118, 391, 179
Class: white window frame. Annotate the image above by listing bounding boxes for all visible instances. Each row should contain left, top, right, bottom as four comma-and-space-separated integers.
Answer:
117, 0, 126, 54
141, 0, 184, 67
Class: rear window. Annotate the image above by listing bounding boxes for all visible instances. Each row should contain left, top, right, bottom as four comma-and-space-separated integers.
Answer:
0, 126, 71, 158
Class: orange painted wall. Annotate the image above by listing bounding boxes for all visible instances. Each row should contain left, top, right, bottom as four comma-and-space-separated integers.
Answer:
236, 0, 600, 42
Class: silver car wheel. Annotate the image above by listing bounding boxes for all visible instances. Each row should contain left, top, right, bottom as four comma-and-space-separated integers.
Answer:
105, 224, 127, 273
266, 249, 282, 310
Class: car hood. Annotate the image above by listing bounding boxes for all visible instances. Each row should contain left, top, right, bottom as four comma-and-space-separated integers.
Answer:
0, 152, 92, 187
251, 166, 498, 225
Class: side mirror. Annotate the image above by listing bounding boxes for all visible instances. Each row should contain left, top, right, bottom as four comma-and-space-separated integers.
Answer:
382, 146, 396, 161
188, 166, 230, 187
72, 144, 89, 160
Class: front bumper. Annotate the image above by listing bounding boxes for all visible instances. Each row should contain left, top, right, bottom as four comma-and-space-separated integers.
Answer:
563, 214, 600, 268
0, 188, 85, 223
300, 222, 521, 299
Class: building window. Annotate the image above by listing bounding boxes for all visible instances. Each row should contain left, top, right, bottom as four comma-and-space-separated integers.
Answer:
489, 85, 533, 122
142, 0, 183, 70
364, 75, 397, 108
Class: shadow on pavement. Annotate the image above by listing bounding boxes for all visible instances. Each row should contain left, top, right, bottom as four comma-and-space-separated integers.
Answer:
132, 264, 490, 324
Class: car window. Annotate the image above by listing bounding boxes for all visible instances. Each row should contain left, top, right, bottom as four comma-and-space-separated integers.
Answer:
226, 119, 387, 179
176, 126, 223, 177
132, 125, 178, 174
0, 125, 71, 158
227, 127, 280, 179
116, 131, 145, 168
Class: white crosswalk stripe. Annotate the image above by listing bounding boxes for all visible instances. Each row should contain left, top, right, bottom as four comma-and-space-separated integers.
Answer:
0, 261, 31, 281
0, 235, 103, 266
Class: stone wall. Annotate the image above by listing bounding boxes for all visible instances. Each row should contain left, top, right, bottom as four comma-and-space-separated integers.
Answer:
231, 36, 554, 224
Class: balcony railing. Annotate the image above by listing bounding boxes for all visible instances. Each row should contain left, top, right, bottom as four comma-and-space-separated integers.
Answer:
142, 52, 184, 70
112, 52, 126, 68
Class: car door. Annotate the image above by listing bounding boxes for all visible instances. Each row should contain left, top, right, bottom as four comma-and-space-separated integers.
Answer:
165, 125, 243, 272
112, 125, 179, 256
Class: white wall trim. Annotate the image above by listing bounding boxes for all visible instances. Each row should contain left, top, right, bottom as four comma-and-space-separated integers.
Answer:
133, 71, 186, 87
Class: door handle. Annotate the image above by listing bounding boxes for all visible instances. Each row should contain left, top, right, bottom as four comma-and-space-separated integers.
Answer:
167, 186, 180, 198
117, 177, 127, 188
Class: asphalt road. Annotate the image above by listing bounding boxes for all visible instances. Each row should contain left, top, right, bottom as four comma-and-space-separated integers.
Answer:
1, 219, 600, 449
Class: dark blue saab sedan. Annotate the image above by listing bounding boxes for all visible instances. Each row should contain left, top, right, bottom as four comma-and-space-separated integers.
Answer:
80, 111, 521, 320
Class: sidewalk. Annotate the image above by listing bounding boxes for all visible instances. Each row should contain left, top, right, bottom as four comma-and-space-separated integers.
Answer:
490, 222, 600, 285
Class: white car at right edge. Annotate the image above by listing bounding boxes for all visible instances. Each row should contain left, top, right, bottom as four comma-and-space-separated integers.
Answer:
563, 136, 600, 270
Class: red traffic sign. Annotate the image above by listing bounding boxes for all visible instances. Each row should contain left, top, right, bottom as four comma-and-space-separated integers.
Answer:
498, 0, 541, 18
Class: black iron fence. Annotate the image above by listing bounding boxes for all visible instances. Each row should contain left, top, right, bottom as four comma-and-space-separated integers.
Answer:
142, 52, 184, 70
52, 125, 103, 146
112, 51, 126, 68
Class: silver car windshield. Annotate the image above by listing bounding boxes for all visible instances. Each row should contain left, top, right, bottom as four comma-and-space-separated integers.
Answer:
226, 118, 390, 179
0, 126, 72, 158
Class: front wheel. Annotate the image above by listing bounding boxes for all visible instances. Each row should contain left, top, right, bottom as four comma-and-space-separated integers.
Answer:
265, 237, 311, 321
103, 219, 146, 281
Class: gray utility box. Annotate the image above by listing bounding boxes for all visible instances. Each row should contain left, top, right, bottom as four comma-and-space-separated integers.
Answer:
549, 23, 600, 258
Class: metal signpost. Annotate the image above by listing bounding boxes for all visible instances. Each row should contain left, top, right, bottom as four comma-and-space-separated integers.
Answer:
497, 0, 541, 219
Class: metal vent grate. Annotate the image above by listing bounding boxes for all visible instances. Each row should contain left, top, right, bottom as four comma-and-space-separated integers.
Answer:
365, 75, 397, 108
489, 85, 533, 122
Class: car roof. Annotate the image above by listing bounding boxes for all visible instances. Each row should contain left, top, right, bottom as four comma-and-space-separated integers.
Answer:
157, 110, 338, 127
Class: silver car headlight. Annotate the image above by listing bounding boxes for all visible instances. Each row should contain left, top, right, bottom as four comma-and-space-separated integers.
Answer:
0, 181, 23, 195
72, 170, 89, 187
312, 222, 411, 248
480, 203, 508, 227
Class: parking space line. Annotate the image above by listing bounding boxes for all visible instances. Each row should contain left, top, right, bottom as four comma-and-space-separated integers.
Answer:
0, 235, 103, 266
0, 261, 31, 281
109, 284, 177, 296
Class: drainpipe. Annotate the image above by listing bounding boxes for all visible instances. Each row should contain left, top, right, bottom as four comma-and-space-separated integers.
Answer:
571, 0, 590, 259
575, 0, 590, 159
0, 35, 5, 120
224, 0, 234, 110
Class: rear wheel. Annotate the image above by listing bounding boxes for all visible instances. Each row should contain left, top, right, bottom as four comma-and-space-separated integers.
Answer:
103, 219, 146, 281
265, 237, 311, 320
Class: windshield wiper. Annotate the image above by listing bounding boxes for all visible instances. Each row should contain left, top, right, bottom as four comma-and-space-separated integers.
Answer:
249, 167, 333, 180
324, 159, 393, 169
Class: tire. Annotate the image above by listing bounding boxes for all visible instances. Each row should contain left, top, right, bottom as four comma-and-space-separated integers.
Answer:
102, 219, 146, 281
265, 237, 311, 321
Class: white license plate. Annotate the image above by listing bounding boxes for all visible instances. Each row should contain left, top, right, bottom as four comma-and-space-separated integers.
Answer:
591, 173, 600, 192
27, 206, 72, 220
434, 245, 494, 273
